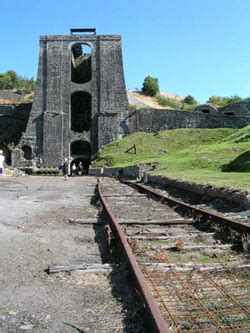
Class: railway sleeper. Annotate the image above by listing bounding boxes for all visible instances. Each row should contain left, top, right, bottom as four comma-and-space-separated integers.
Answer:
98, 177, 249, 332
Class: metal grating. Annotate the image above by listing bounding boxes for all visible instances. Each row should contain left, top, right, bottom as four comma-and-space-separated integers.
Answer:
143, 255, 250, 332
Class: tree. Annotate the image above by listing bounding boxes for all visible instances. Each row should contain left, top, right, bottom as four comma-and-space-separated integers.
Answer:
0, 70, 36, 90
0, 74, 5, 89
4, 70, 18, 89
226, 95, 242, 104
142, 76, 159, 96
183, 95, 197, 105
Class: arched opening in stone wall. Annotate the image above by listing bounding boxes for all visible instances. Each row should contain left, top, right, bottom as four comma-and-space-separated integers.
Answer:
201, 109, 210, 114
22, 145, 32, 160
71, 91, 91, 132
71, 43, 92, 84
224, 112, 235, 116
70, 140, 91, 174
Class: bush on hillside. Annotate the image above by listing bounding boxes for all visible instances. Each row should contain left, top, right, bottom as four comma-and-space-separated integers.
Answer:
155, 95, 182, 108
0, 70, 36, 90
142, 76, 159, 96
206, 95, 242, 107
221, 150, 250, 172
183, 95, 197, 105
155, 95, 196, 111
0, 71, 18, 89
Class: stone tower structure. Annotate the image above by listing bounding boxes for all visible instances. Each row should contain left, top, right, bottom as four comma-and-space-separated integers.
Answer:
12, 28, 128, 168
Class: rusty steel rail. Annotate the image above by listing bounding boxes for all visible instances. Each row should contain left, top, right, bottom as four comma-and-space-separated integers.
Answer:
97, 178, 170, 333
124, 181, 250, 234
98, 177, 249, 331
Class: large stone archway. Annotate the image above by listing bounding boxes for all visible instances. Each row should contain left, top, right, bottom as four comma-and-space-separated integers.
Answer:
70, 140, 91, 173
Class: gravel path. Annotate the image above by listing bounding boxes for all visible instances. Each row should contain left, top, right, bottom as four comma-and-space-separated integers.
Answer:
0, 176, 143, 332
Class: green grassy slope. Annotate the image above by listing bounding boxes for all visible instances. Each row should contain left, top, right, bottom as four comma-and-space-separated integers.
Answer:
92, 126, 250, 190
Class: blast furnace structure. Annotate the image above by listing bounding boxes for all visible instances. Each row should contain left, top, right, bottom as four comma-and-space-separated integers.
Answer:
12, 28, 128, 168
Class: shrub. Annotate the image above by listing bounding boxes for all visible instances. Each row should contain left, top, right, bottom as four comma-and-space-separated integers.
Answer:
35, 167, 59, 175
221, 150, 250, 172
0, 70, 36, 90
155, 95, 196, 111
180, 104, 196, 111
142, 76, 159, 96
25, 167, 33, 175
206, 95, 242, 107
183, 95, 197, 105
155, 95, 182, 109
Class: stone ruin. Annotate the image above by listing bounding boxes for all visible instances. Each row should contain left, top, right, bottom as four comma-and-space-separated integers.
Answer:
12, 28, 128, 168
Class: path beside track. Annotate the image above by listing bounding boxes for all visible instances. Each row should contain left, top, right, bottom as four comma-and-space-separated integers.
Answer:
0, 176, 143, 332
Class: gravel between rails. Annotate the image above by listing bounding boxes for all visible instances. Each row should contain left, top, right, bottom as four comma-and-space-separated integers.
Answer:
101, 177, 250, 332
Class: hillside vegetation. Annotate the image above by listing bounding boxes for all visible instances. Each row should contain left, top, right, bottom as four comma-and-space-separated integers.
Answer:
0, 70, 36, 90
92, 126, 250, 190
128, 90, 250, 110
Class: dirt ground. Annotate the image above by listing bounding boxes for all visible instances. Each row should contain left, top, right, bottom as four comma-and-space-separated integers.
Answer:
0, 176, 143, 332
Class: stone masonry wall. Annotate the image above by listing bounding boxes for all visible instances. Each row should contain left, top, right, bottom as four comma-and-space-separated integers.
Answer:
119, 108, 250, 134
0, 104, 31, 146
146, 174, 250, 208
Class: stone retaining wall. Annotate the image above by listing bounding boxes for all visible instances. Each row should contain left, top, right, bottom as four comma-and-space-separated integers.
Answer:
146, 174, 250, 208
89, 165, 250, 208
89, 165, 144, 178
120, 108, 250, 134
89, 164, 152, 179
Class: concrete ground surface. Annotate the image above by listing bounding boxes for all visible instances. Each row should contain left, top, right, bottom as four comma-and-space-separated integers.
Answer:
0, 176, 143, 333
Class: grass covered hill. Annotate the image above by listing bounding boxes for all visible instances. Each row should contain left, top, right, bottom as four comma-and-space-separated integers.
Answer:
92, 126, 250, 190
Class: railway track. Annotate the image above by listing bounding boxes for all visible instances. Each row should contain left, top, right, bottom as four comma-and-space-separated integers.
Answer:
98, 177, 250, 333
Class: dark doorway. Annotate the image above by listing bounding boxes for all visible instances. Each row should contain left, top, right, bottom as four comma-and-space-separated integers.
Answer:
22, 145, 32, 160
71, 91, 91, 132
70, 140, 91, 174
70, 157, 90, 175
71, 43, 91, 84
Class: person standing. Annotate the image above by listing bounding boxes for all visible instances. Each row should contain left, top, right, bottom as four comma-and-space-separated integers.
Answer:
62, 158, 68, 181
0, 150, 5, 176
71, 163, 77, 176
78, 162, 83, 176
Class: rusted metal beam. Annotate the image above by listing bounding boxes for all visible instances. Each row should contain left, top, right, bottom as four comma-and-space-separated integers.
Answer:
98, 178, 169, 333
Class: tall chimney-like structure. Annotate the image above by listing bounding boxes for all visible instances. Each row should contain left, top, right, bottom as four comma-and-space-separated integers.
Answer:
12, 29, 128, 168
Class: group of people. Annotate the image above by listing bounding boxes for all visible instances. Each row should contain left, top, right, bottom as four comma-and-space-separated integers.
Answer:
61, 158, 88, 180
71, 162, 87, 176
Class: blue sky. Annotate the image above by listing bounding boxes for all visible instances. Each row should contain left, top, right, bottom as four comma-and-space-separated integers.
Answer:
0, 0, 249, 102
